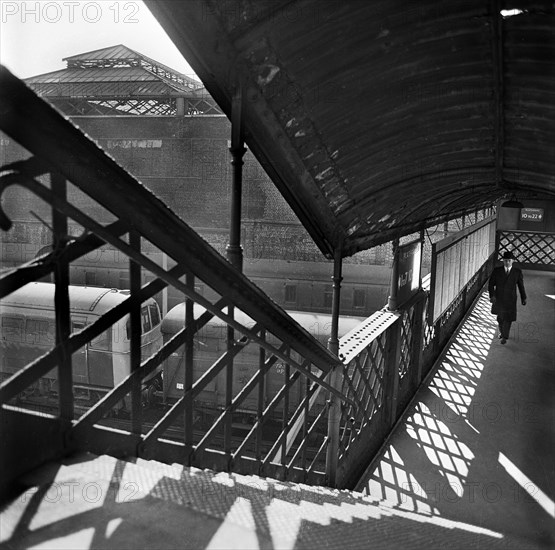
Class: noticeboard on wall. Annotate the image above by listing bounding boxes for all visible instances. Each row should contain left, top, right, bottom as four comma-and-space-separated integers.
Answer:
428, 216, 496, 324
396, 239, 422, 308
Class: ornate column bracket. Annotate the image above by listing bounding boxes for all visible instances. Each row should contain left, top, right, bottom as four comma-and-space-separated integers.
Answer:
226, 83, 247, 272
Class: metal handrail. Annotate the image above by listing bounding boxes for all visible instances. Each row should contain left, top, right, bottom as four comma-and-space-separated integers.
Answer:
497, 229, 555, 235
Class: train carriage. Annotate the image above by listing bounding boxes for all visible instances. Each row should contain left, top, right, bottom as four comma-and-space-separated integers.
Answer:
0, 282, 163, 408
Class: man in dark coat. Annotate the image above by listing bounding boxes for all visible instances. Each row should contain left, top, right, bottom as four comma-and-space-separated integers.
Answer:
488, 251, 527, 344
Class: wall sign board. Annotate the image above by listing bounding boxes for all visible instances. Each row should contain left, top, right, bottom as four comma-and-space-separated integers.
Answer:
397, 239, 422, 308
520, 208, 544, 222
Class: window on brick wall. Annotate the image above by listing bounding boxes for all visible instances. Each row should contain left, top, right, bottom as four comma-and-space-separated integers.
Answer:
244, 180, 266, 219
85, 271, 97, 286
119, 271, 129, 290
285, 284, 297, 305
353, 289, 366, 309
324, 288, 333, 309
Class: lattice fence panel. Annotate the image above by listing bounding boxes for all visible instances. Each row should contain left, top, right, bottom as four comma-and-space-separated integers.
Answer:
498, 231, 555, 266
398, 308, 416, 378
338, 332, 387, 455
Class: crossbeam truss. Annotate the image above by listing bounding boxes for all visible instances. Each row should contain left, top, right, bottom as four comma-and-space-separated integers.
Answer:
43, 97, 224, 116
34, 95, 223, 116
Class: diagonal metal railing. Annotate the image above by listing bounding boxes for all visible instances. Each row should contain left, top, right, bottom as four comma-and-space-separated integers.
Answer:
0, 65, 355, 487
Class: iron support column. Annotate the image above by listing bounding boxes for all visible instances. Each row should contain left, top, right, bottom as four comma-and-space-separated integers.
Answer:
387, 238, 400, 311
52, 173, 73, 422
225, 84, 246, 457
226, 84, 246, 272
129, 230, 142, 434
325, 247, 343, 487
328, 247, 343, 356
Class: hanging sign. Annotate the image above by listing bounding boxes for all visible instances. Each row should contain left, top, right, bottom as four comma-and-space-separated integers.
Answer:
520, 208, 544, 222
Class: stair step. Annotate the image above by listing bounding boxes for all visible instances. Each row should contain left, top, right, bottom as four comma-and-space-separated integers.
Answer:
2, 474, 272, 549
4, 454, 540, 550
13, 453, 422, 526
132, 458, 184, 479
8, 454, 404, 543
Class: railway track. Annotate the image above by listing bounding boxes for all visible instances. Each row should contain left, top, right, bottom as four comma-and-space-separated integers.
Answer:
10, 397, 280, 457
12, 399, 326, 471
99, 410, 282, 458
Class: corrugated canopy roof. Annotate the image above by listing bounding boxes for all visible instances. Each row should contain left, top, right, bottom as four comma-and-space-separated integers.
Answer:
146, 0, 555, 258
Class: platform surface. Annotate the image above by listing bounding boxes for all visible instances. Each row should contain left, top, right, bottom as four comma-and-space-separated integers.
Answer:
356, 269, 555, 548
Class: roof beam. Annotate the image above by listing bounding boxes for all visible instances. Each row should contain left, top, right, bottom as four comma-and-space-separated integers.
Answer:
492, 0, 505, 190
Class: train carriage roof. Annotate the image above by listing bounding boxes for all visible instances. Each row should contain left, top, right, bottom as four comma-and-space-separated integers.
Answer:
162, 303, 365, 340
0, 283, 142, 316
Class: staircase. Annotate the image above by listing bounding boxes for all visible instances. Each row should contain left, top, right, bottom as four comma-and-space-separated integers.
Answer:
1, 454, 540, 549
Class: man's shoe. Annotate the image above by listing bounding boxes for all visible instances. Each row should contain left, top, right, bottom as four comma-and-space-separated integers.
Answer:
501, 338, 507, 344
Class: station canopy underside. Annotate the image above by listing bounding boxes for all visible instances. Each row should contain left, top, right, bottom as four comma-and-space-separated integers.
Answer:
146, 0, 554, 258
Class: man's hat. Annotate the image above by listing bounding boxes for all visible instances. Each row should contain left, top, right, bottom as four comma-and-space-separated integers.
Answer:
502, 251, 515, 259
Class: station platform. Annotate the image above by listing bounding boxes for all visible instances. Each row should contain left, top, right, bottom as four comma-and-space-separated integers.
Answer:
356, 269, 554, 548
0, 271, 553, 549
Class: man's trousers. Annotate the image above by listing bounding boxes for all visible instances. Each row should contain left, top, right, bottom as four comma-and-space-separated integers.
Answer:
497, 315, 513, 339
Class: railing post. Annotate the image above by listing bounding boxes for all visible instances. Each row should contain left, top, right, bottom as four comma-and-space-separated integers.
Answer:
52, 173, 73, 422
325, 247, 343, 487
419, 229, 425, 289
412, 293, 427, 385
129, 230, 142, 434
384, 320, 402, 428
225, 317, 234, 458
256, 329, 266, 468
281, 350, 291, 471
184, 271, 195, 465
